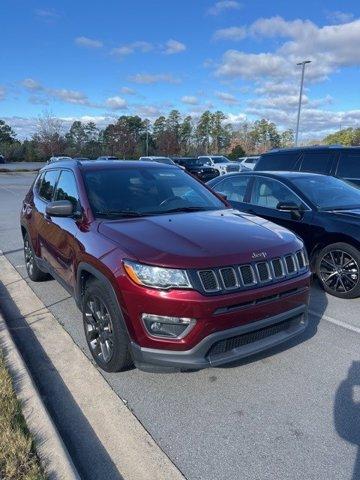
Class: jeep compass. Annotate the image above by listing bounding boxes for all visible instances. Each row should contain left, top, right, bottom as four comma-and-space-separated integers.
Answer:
20, 160, 310, 372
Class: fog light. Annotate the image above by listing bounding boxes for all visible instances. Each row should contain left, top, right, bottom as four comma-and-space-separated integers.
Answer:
141, 314, 196, 339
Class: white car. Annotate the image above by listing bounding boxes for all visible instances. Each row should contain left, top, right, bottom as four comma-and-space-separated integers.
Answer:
47, 156, 72, 164
237, 156, 260, 171
139, 156, 185, 169
198, 155, 241, 175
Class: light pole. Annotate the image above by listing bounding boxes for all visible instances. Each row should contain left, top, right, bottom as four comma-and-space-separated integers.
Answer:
295, 60, 311, 146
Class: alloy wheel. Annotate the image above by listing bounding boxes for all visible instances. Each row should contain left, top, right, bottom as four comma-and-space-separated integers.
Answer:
24, 237, 34, 277
319, 249, 359, 294
84, 295, 114, 364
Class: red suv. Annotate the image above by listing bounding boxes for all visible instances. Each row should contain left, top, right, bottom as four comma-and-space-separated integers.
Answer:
20, 160, 310, 372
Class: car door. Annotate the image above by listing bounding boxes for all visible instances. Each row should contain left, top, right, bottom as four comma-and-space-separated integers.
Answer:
245, 176, 316, 251
211, 175, 252, 210
44, 169, 82, 288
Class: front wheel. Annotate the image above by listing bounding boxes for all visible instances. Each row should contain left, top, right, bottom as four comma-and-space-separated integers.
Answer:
316, 242, 360, 299
83, 278, 133, 372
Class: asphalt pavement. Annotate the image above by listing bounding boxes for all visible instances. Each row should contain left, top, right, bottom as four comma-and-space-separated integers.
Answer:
1, 171, 359, 480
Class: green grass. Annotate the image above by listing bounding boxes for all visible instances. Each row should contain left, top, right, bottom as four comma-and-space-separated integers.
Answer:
0, 351, 46, 480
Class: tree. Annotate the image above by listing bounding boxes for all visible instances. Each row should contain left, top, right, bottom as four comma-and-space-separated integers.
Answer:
280, 129, 295, 148
0, 120, 16, 144
210, 111, 231, 154
195, 111, 212, 154
228, 144, 246, 160
179, 116, 193, 155
249, 119, 281, 153
65, 121, 88, 154
323, 128, 360, 146
32, 112, 65, 159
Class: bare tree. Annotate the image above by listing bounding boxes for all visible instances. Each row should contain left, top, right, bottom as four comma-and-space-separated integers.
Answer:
32, 111, 66, 158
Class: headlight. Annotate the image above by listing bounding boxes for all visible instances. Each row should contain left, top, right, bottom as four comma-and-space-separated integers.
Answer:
123, 260, 192, 289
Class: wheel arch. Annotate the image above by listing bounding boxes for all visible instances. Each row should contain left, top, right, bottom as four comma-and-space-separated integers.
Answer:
310, 234, 360, 270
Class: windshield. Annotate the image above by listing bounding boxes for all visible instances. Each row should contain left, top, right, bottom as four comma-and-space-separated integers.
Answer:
212, 156, 230, 164
84, 166, 226, 218
292, 176, 360, 210
185, 159, 207, 167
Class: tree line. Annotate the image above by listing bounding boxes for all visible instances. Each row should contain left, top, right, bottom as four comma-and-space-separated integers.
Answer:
2, 109, 347, 163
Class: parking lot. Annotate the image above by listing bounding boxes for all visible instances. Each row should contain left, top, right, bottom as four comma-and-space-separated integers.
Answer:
1, 171, 360, 480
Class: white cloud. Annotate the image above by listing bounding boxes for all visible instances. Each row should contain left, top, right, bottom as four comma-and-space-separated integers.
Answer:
128, 73, 180, 84
215, 91, 239, 105
22, 78, 43, 91
50, 88, 91, 105
75, 36, 103, 48
35, 8, 60, 19
104, 96, 128, 110
215, 17, 360, 83
326, 11, 354, 24
0, 86, 6, 101
254, 82, 300, 96
213, 26, 246, 41
111, 41, 153, 56
207, 1, 241, 16
181, 95, 199, 105
120, 87, 137, 95
163, 39, 186, 54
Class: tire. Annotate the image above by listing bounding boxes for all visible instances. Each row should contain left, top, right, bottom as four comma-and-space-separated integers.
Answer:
82, 278, 133, 372
315, 242, 360, 299
23, 232, 49, 282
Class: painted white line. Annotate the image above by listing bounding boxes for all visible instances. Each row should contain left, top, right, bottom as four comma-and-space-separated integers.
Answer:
309, 308, 360, 334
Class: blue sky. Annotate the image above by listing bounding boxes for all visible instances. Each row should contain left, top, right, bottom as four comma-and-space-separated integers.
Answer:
1, 0, 360, 140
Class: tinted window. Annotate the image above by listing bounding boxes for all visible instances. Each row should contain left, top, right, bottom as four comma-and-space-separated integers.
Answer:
337, 153, 360, 179
250, 177, 304, 209
84, 166, 225, 217
300, 152, 334, 174
55, 170, 80, 208
292, 176, 360, 210
255, 153, 299, 171
39, 170, 59, 201
214, 176, 251, 203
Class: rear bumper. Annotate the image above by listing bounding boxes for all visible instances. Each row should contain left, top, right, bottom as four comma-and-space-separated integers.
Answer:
130, 304, 308, 371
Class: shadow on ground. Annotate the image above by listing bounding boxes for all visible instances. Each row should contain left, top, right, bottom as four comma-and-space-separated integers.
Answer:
0, 280, 123, 480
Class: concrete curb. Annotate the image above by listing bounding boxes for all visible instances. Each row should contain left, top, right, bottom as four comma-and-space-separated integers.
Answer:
0, 313, 80, 480
0, 252, 185, 480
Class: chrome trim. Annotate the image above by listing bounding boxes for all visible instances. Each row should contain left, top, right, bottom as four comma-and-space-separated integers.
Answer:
284, 254, 298, 275
255, 261, 272, 283
197, 270, 221, 292
219, 267, 239, 290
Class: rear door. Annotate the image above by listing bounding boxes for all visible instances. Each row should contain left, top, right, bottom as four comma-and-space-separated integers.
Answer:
336, 151, 360, 186
298, 150, 337, 175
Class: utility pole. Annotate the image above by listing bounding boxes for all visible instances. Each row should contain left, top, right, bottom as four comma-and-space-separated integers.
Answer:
295, 60, 311, 146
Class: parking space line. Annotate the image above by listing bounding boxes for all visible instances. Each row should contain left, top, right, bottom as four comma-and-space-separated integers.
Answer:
309, 308, 360, 334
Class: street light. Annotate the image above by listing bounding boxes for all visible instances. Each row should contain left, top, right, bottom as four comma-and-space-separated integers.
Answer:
295, 60, 311, 146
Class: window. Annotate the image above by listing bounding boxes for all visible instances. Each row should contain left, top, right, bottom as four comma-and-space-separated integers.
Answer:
337, 153, 360, 179
55, 170, 80, 208
250, 177, 304, 210
38, 170, 60, 201
34, 173, 43, 193
299, 152, 334, 174
214, 176, 251, 203
255, 153, 299, 171
83, 166, 225, 217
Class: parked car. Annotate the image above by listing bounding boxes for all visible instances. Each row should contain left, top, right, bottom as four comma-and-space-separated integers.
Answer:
20, 160, 310, 372
198, 155, 241, 175
47, 156, 72, 164
208, 171, 360, 299
236, 156, 260, 171
172, 157, 220, 181
0, 155, 5, 164
97, 156, 120, 161
254, 146, 360, 186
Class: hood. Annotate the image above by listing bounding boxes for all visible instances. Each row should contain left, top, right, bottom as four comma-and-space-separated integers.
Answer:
329, 208, 360, 220
98, 209, 301, 269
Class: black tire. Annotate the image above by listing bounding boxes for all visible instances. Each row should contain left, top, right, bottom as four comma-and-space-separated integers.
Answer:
82, 278, 133, 372
23, 232, 49, 281
315, 242, 360, 299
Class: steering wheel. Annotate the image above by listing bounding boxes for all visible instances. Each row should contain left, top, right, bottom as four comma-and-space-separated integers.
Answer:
159, 196, 184, 207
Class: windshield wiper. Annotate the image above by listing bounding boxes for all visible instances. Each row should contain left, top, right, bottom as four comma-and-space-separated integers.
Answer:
95, 210, 144, 218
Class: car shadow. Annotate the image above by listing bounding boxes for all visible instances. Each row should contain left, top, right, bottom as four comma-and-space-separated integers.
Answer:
334, 361, 360, 480
218, 277, 328, 369
0, 281, 123, 480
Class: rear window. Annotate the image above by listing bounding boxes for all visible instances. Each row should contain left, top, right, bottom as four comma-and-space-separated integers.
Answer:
299, 152, 334, 174
337, 153, 360, 179
255, 153, 299, 171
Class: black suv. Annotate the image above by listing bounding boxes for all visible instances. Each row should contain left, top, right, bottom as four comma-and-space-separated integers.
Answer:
255, 146, 360, 186
172, 157, 219, 182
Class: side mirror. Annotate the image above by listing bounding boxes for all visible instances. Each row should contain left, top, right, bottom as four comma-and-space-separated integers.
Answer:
276, 201, 303, 220
46, 200, 74, 217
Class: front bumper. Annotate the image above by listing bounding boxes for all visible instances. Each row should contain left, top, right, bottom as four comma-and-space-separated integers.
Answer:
130, 304, 308, 371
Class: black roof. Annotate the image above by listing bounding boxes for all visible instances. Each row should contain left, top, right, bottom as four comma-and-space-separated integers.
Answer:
264, 145, 360, 154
